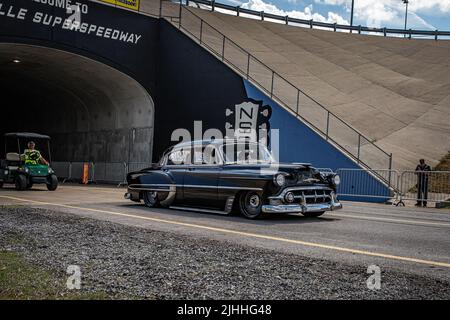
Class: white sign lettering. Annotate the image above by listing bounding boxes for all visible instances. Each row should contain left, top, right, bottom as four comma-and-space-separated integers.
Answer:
0, 2, 143, 45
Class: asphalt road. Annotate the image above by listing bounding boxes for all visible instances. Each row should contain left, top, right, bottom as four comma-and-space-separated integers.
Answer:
0, 184, 449, 282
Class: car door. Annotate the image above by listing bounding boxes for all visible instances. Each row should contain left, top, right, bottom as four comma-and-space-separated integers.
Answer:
183, 145, 222, 209
163, 147, 192, 203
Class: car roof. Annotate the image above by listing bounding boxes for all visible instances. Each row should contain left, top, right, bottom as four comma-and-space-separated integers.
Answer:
172, 139, 261, 149
4, 132, 51, 140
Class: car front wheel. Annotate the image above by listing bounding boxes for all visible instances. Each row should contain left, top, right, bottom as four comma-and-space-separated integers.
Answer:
143, 191, 160, 208
239, 191, 264, 219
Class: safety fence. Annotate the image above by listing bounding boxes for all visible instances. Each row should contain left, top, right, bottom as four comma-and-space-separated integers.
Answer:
52, 161, 153, 186
336, 169, 450, 207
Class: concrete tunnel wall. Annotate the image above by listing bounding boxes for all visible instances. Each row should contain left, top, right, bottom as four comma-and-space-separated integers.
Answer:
0, 44, 155, 163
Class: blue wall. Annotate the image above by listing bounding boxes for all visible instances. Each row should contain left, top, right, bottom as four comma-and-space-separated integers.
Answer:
244, 80, 390, 202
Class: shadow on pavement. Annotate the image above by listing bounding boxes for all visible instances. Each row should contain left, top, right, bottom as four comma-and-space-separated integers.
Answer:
117, 203, 339, 226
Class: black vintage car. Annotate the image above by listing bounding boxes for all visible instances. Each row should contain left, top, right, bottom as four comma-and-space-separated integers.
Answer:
125, 139, 342, 219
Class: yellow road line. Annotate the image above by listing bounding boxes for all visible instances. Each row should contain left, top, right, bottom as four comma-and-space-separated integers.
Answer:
60, 186, 124, 194
330, 213, 450, 228
1, 195, 450, 269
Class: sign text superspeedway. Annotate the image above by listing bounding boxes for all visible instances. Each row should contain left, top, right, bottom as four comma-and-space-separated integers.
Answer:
0, 1, 142, 45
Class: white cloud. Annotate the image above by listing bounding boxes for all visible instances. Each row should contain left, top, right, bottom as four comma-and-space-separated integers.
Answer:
316, 0, 450, 13
241, 0, 349, 24
408, 0, 450, 13
315, 0, 446, 29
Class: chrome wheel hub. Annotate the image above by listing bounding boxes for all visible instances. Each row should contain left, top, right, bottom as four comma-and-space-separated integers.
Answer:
249, 194, 260, 207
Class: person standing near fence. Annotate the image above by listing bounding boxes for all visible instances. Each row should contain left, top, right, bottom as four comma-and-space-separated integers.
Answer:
415, 159, 431, 207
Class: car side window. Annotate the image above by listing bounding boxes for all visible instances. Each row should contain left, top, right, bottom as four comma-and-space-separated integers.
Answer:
193, 146, 220, 165
167, 148, 192, 165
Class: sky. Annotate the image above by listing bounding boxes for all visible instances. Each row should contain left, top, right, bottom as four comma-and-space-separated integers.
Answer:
219, 0, 450, 31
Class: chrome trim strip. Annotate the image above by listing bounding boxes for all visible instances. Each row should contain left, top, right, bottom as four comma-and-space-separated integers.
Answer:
128, 183, 262, 191
128, 187, 171, 191
170, 206, 231, 215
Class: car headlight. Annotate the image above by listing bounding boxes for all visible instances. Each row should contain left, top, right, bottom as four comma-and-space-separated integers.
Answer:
333, 174, 341, 185
273, 173, 286, 187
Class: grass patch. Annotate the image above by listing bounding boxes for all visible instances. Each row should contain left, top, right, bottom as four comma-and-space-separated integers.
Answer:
0, 250, 110, 300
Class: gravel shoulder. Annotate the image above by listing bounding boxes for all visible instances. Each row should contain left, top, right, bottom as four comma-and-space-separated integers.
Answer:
0, 205, 449, 300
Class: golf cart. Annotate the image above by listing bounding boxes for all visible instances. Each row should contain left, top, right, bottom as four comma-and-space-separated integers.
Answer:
0, 133, 58, 191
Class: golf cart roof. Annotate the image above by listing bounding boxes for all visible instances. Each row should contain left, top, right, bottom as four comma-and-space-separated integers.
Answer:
4, 132, 51, 140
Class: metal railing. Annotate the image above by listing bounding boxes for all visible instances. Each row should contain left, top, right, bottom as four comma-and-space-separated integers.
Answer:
92, 0, 450, 40
399, 171, 450, 207
161, 1, 392, 171
187, 0, 450, 40
52, 161, 125, 186
336, 168, 450, 207
52, 161, 153, 186
336, 168, 400, 202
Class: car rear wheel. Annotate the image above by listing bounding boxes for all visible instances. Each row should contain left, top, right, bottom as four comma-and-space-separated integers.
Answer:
239, 191, 264, 219
302, 211, 325, 218
47, 174, 58, 191
26, 181, 33, 190
15, 175, 27, 191
0, 181, 3, 188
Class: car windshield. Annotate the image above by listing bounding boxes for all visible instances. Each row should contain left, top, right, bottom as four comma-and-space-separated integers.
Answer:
221, 142, 274, 164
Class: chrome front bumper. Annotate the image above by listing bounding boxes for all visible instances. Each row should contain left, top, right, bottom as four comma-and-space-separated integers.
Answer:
263, 186, 342, 214
262, 201, 342, 214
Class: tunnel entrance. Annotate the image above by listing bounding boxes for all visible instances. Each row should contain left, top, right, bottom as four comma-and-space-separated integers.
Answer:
0, 43, 155, 164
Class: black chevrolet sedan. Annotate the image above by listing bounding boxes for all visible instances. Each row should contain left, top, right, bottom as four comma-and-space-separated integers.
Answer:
125, 139, 342, 219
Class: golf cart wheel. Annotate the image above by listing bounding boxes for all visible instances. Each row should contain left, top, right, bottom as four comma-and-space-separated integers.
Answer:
15, 175, 27, 191
301, 211, 325, 218
47, 174, 58, 191
239, 191, 264, 219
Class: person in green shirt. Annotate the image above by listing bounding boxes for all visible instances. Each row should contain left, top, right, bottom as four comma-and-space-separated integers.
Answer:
23, 141, 49, 165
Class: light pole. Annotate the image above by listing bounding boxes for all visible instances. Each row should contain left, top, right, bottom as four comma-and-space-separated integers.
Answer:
350, 0, 355, 33
403, 0, 409, 38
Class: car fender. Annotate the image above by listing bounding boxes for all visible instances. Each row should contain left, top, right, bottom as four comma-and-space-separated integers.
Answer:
128, 170, 176, 206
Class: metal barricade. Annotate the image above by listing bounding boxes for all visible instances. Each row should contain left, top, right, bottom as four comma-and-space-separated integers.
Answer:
398, 171, 450, 207
91, 162, 127, 186
336, 169, 400, 203
51, 161, 71, 182
68, 162, 94, 183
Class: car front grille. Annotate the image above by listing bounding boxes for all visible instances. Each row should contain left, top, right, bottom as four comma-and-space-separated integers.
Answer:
292, 188, 333, 204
